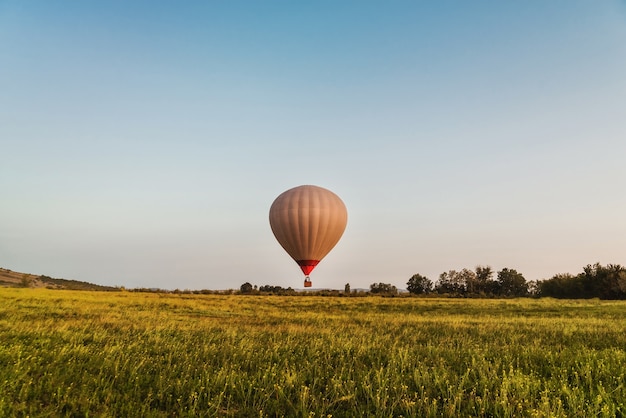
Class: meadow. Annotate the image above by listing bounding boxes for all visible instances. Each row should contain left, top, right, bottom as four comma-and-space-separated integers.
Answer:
0, 289, 625, 417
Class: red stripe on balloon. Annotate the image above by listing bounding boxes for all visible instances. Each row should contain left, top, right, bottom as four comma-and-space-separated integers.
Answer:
297, 260, 320, 276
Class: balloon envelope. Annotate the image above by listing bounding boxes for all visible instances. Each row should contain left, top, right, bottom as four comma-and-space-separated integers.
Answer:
269, 185, 348, 276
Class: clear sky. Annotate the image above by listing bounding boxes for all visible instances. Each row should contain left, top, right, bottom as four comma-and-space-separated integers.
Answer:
1, 1, 625, 290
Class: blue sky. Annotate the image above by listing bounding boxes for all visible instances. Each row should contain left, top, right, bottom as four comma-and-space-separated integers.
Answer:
2, 1, 625, 290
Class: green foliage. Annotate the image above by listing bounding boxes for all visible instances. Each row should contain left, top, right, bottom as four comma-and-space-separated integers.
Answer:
38, 275, 120, 291
475, 265, 497, 294
497, 268, 528, 297
540, 263, 626, 299
435, 270, 469, 295
1, 290, 625, 416
19, 274, 32, 288
258, 285, 294, 294
432, 266, 530, 298
406, 274, 432, 294
239, 282, 253, 294
369, 282, 398, 295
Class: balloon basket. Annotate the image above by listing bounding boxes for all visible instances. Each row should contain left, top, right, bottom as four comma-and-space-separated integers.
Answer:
304, 280, 312, 288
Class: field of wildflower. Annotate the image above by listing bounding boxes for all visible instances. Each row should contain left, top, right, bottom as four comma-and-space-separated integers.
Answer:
0, 289, 624, 417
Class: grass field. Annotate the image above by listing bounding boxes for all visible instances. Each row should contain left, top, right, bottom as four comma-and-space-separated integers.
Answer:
0, 289, 625, 417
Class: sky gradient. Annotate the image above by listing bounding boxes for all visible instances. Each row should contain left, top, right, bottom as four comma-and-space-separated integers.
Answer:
2, 1, 626, 290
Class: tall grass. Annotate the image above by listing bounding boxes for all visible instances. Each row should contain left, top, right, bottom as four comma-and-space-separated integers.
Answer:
0, 289, 624, 417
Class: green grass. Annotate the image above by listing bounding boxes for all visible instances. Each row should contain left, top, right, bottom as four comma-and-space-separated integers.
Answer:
0, 289, 625, 417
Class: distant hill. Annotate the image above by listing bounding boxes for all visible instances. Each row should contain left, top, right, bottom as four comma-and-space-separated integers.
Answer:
0, 267, 120, 291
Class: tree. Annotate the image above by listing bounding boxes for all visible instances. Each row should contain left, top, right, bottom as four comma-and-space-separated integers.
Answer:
407, 273, 432, 294
496, 268, 527, 297
435, 270, 466, 295
257, 285, 295, 294
458, 269, 477, 294
369, 282, 398, 295
579, 263, 626, 299
527, 280, 540, 297
539, 264, 626, 299
475, 265, 496, 294
20, 274, 33, 288
344, 283, 351, 294
538, 273, 581, 298
239, 282, 253, 294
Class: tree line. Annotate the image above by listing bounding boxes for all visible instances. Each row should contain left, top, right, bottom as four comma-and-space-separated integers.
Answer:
537, 263, 626, 299
405, 263, 626, 299
238, 263, 626, 300
406, 266, 530, 297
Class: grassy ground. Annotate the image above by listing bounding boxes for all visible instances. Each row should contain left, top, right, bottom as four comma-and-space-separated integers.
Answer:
0, 289, 625, 417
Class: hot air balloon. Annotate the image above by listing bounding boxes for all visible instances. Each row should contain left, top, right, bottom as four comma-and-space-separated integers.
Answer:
269, 185, 348, 288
